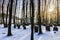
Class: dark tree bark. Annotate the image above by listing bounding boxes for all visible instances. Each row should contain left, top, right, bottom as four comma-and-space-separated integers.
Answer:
30, 0, 32, 24
13, 0, 18, 28
30, 0, 34, 40
25, 0, 28, 25
6, 0, 9, 28
7, 0, 13, 36
2, 0, 5, 28
42, 0, 46, 26
45, 0, 47, 25
22, 0, 26, 29
45, 0, 50, 31
53, 0, 58, 31
57, 0, 59, 25
42, 0, 44, 25
38, 0, 42, 34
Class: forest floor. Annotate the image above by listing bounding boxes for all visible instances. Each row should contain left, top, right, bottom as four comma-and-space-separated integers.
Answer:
0, 24, 60, 40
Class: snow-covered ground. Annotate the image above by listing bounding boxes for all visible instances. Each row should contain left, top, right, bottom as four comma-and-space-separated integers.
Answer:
0, 24, 60, 40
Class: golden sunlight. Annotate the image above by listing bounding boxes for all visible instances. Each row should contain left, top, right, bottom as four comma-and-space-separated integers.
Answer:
48, 8, 54, 13
48, 5, 54, 13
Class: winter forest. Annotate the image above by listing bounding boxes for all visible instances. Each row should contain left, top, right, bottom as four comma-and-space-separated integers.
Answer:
0, 0, 60, 40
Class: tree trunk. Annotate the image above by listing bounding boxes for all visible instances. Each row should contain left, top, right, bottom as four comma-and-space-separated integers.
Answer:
2, 0, 5, 28
13, 0, 18, 28
30, 0, 32, 24
30, 0, 34, 40
22, 0, 26, 29
25, 0, 28, 25
45, 0, 51, 31
38, 0, 42, 34
57, 0, 59, 25
42, 0, 44, 25
6, 0, 9, 28
7, 0, 13, 36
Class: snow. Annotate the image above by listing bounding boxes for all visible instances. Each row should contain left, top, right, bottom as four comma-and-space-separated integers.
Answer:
0, 24, 60, 40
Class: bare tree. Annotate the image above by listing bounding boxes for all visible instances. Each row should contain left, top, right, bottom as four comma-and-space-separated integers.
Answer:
42, 0, 45, 25
38, 0, 42, 34
30, 0, 32, 24
53, 0, 58, 31
57, 0, 59, 25
30, 0, 34, 40
7, 0, 13, 36
45, 0, 51, 31
22, 0, 26, 29
25, 0, 28, 25
2, 0, 5, 28
13, 0, 18, 28
6, 0, 9, 28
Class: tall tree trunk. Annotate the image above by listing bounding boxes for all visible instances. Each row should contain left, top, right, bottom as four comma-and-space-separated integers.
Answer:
13, 0, 18, 28
38, 0, 42, 34
30, 0, 32, 24
42, 0, 46, 25
25, 0, 28, 25
6, 0, 9, 28
45, 0, 47, 25
22, 0, 26, 29
42, 0, 44, 24
2, 0, 5, 27
57, 0, 59, 25
17, 0, 20, 29
7, 0, 13, 36
45, 0, 51, 31
30, 0, 34, 40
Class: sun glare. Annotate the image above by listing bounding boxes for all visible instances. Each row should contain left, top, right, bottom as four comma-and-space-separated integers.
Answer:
48, 5, 54, 13
48, 7, 54, 13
